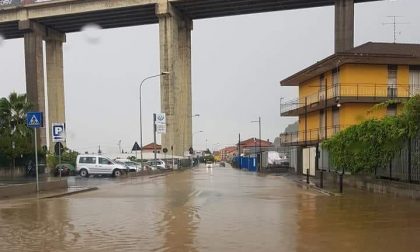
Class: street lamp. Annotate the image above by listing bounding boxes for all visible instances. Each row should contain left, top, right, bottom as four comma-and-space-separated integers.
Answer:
212, 142, 220, 152
251, 116, 261, 172
182, 114, 201, 156
192, 130, 203, 154
139, 72, 170, 168
12, 141, 15, 176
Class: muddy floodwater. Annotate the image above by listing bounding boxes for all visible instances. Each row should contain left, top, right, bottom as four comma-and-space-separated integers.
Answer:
1, 165, 420, 252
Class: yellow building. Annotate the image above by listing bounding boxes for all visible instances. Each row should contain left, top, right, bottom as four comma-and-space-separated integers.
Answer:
280, 42, 420, 173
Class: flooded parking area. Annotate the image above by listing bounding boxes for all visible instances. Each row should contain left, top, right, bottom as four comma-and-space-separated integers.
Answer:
1, 165, 420, 251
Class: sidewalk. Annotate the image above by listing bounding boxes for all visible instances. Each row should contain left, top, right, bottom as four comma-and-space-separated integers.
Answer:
0, 185, 98, 203
281, 171, 420, 200
280, 172, 348, 196
0, 169, 175, 201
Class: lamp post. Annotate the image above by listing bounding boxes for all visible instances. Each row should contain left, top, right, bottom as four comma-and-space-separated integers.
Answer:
191, 130, 203, 165
139, 72, 169, 168
12, 141, 15, 177
193, 130, 204, 150
251, 117, 261, 172
183, 114, 200, 156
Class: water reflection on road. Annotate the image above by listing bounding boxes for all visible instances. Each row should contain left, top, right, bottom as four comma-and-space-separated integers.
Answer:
1, 165, 420, 251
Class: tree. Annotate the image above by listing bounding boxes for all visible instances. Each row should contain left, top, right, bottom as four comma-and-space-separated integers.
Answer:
0, 92, 33, 168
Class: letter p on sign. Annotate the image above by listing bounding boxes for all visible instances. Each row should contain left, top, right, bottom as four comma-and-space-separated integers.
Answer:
52, 123, 66, 142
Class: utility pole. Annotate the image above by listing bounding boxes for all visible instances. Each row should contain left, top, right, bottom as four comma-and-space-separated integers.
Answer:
258, 116, 261, 172
238, 133, 241, 169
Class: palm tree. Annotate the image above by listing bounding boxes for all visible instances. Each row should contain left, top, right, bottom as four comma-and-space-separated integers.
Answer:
0, 92, 32, 135
0, 92, 32, 173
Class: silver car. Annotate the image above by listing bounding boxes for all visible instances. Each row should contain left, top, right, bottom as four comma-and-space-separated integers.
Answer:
76, 154, 126, 177
146, 159, 167, 170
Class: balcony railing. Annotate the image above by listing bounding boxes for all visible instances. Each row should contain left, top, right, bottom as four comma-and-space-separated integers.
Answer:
280, 125, 348, 146
281, 83, 418, 115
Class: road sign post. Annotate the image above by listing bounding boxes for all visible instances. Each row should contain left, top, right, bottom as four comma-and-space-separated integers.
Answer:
153, 113, 166, 169
52, 123, 66, 178
26, 112, 43, 193
155, 113, 166, 134
153, 113, 157, 169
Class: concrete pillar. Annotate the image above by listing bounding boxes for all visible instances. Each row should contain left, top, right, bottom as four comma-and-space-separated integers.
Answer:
20, 20, 47, 148
157, 1, 193, 156
46, 32, 66, 150
335, 0, 354, 52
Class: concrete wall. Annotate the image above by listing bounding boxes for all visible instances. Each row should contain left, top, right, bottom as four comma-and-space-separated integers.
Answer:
340, 64, 388, 85
0, 166, 26, 177
0, 179, 68, 198
289, 147, 302, 174
316, 171, 420, 200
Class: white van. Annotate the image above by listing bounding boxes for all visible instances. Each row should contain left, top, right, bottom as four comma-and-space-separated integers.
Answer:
76, 154, 127, 177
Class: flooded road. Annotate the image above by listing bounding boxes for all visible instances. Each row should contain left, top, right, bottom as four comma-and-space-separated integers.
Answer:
1, 165, 420, 251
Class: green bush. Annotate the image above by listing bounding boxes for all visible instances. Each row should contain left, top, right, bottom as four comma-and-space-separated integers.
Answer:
323, 95, 420, 174
47, 148, 79, 170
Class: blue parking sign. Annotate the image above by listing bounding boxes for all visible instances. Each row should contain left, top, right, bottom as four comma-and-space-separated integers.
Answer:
26, 112, 43, 128
52, 123, 66, 142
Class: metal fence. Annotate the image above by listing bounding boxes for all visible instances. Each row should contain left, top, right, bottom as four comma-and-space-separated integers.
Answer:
280, 83, 417, 115
280, 125, 346, 146
376, 136, 420, 183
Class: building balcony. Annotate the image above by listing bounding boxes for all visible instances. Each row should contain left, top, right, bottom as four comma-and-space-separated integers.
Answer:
280, 125, 349, 147
280, 83, 417, 116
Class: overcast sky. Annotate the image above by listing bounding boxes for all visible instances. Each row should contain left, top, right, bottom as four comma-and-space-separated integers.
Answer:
0, 0, 419, 154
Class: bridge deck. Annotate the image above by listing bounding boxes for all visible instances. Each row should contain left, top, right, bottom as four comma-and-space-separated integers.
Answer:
0, 0, 379, 39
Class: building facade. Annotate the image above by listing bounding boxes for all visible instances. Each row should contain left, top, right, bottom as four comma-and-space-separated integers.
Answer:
280, 42, 420, 174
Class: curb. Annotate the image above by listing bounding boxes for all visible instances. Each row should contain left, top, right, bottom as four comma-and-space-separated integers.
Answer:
148, 173, 171, 179
40, 187, 98, 199
293, 179, 340, 196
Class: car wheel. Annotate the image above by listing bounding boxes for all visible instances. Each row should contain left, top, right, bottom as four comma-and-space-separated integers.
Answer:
113, 169, 122, 177
80, 169, 89, 177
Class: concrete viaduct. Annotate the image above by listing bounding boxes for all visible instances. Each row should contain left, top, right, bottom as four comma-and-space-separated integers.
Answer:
0, 0, 379, 156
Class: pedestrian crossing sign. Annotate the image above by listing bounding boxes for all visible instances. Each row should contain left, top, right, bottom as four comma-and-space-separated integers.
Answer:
26, 112, 43, 128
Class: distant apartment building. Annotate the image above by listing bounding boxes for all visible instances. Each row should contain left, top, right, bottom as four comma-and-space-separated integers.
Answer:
219, 146, 237, 161
238, 138, 273, 155
280, 42, 420, 174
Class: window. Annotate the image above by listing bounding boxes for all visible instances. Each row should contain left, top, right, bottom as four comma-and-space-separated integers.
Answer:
320, 74, 325, 90
320, 109, 325, 138
332, 106, 340, 134
332, 68, 340, 97
319, 74, 326, 101
387, 104, 397, 116
388, 65, 397, 97
99, 157, 111, 165
79, 156, 96, 164
409, 66, 420, 96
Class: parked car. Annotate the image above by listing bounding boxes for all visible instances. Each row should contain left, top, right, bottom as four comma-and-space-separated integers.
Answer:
143, 164, 157, 171
115, 159, 142, 172
54, 163, 75, 176
76, 154, 127, 177
146, 159, 168, 170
